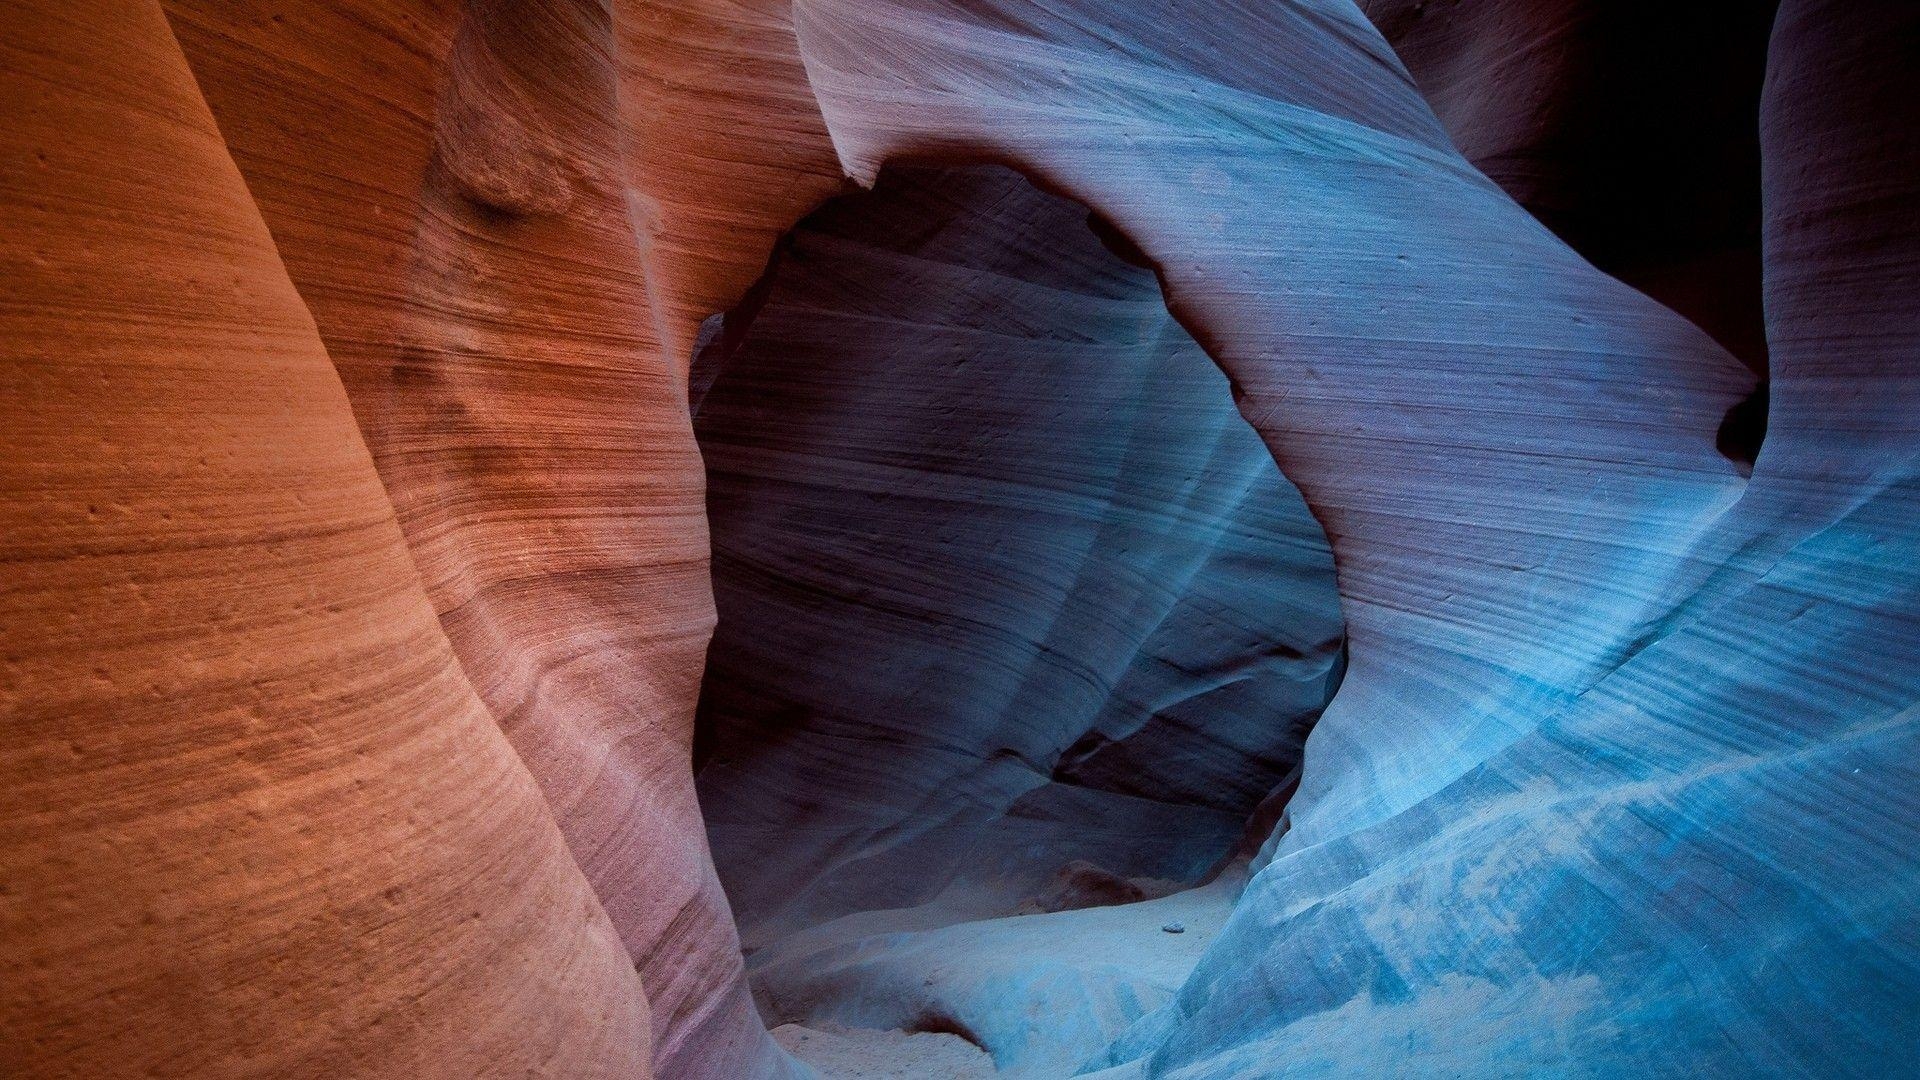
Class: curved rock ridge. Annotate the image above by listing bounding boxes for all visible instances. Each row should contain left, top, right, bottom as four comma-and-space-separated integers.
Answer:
793, 0, 1756, 877
7, 0, 834, 1075
153, 1, 830, 1075
0, 3, 648, 1076
691, 164, 1344, 945
787, 0, 1919, 1074
617, 0, 849, 370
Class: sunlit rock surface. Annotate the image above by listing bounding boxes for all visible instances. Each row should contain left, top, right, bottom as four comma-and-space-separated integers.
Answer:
0, 4, 648, 1076
4, 1, 827, 1076
3, 0, 1917, 1077
150, 1, 820, 1074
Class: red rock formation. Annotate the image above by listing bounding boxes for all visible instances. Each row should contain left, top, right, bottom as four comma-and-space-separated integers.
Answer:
153, 2, 778, 1073
617, 0, 847, 367
0, 3, 648, 1075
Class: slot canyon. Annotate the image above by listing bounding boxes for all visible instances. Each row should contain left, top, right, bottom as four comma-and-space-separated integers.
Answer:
2, 1, 1916, 1078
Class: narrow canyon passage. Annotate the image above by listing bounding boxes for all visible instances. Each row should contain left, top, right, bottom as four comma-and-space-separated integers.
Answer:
689, 166, 1346, 1075
5, 2, 1918, 1078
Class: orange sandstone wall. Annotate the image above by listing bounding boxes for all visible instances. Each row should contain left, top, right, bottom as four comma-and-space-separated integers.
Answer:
616, 0, 847, 368
0, 2, 650, 1076
154, 1, 832, 1075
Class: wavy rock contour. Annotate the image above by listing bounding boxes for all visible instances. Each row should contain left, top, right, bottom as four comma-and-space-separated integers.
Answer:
2, 0, 1915, 1077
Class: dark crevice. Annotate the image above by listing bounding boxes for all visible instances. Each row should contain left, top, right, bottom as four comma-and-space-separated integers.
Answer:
1717, 380, 1769, 474
685, 162, 1347, 1065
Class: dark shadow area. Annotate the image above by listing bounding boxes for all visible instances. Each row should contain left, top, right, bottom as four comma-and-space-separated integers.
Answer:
1365, 0, 1781, 376
687, 165, 1347, 975
1717, 380, 1770, 474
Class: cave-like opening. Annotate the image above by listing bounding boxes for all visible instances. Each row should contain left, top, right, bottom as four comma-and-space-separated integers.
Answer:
688, 164, 1346, 1076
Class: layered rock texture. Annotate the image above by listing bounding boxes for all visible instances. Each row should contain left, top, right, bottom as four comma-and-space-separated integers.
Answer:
0, 3, 649, 1075
4, 1, 1917, 1079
